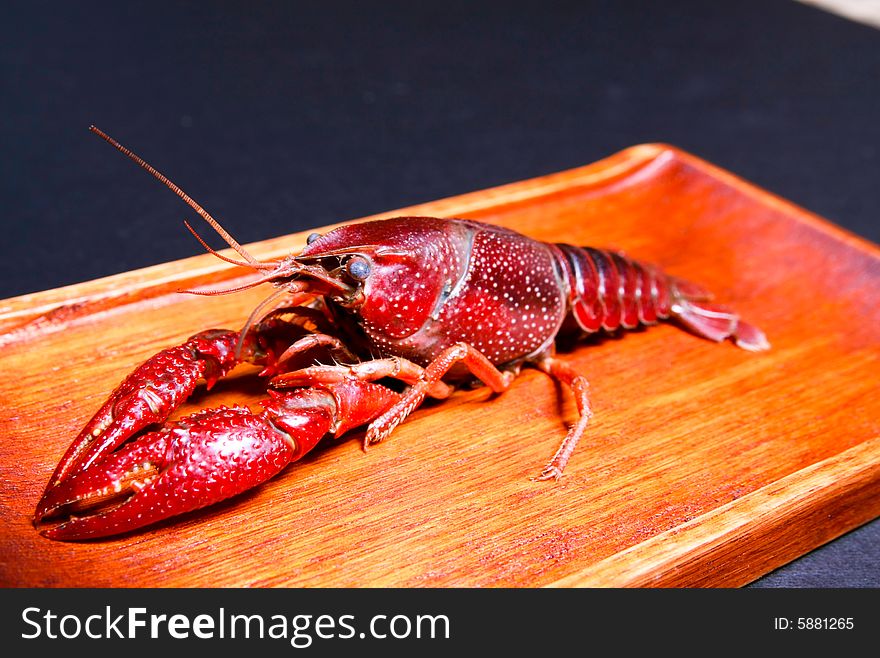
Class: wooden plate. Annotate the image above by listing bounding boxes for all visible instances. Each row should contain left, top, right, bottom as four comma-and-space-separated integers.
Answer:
1, 144, 877, 587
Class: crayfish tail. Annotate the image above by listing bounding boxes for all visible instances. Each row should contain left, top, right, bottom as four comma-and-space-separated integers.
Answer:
732, 320, 771, 352
673, 298, 770, 352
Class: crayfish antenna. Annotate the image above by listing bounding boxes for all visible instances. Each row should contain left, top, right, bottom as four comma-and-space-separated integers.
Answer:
89, 125, 264, 268
183, 220, 276, 271
178, 273, 288, 296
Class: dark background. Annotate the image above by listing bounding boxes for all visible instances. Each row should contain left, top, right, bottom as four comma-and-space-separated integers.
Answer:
2, 1, 877, 587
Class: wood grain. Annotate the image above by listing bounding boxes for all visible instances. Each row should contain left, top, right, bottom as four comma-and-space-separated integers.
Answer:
0, 144, 877, 587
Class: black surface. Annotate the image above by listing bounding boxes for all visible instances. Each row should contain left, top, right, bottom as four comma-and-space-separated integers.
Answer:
1, 1, 877, 587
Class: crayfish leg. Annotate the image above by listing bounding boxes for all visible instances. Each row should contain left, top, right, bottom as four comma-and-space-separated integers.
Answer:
272, 356, 454, 398
533, 357, 593, 481
362, 342, 516, 449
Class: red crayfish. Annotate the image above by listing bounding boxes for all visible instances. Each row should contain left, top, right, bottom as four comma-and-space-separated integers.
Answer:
33, 128, 769, 540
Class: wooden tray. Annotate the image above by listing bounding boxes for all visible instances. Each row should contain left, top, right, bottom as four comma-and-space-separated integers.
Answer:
1, 145, 877, 587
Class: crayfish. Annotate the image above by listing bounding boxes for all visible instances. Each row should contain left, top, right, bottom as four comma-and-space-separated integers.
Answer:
33, 128, 769, 540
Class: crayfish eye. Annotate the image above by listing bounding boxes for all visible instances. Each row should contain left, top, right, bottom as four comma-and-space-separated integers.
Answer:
306, 232, 322, 245
346, 255, 371, 281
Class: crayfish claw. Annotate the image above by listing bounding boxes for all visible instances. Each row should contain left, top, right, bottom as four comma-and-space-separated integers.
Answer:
35, 405, 305, 540
37, 369, 403, 539
35, 432, 171, 537
42, 330, 242, 493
